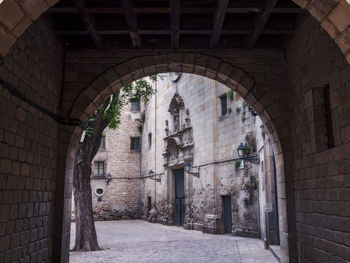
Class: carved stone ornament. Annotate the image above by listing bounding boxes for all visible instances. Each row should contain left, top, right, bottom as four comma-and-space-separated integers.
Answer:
168, 92, 184, 132
163, 93, 194, 168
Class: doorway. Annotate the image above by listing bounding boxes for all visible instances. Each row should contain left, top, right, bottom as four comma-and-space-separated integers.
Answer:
222, 196, 232, 233
174, 169, 185, 226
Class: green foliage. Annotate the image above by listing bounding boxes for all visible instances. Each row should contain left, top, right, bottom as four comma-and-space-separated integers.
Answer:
105, 93, 122, 130
235, 160, 242, 169
141, 111, 146, 123
236, 107, 241, 114
150, 74, 166, 82
244, 143, 251, 156
84, 76, 157, 136
120, 78, 155, 104
227, 90, 235, 100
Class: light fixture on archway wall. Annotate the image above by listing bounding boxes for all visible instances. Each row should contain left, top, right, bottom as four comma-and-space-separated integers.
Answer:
184, 161, 200, 178
237, 143, 260, 165
148, 170, 161, 182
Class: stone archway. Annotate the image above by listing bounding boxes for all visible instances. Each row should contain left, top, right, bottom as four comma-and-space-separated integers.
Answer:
55, 52, 295, 262
0, 1, 349, 262
0, 0, 350, 65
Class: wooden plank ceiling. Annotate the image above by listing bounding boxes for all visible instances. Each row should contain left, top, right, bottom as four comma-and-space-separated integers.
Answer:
48, 0, 305, 49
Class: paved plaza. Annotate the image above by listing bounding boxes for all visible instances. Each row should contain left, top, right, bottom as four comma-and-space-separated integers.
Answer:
69, 220, 278, 263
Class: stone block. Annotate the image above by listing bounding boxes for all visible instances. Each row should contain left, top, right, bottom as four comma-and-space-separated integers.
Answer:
12, 16, 32, 38
19, 0, 49, 20
0, 25, 16, 56
321, 19, 340, 40
327, 0, 350, 33
335, 27, 350, 54
0, 0, 24, 30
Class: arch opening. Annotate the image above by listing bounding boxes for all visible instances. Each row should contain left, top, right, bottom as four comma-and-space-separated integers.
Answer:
59, 55, 293, 262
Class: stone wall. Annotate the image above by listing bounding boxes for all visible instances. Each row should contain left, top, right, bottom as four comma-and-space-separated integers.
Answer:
140, 74, 263, 236
287, 16, 350, 262
0, 19, 63, 262
90, 104, 142, 220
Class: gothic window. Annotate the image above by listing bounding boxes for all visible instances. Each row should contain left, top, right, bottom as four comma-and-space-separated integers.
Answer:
131, 100, 140, 112
168, 93, 184, 132
131, 137, 140, 150
220, 94, 228, 116
94, 162, 104, 176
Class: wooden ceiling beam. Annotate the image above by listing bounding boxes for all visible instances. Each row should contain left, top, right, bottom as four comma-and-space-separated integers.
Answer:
121, 0, 141, 48
72, 0, 103, 48
56, 29, 294, 36
210, 0, 230, 48
170, 0, 181, 48
49, 7, 260, 14
247, 0, 278, 48
49, 6, 305, 14
272, 7, 307, 13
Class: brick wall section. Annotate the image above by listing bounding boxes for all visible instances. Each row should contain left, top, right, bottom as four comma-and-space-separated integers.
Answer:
287, 16, 350, 262
0, 19, 63, 262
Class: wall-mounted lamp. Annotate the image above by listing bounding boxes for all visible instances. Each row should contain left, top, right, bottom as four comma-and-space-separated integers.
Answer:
149, 169, 161, 182
184, 162, 200, 178
237, 143, 260, 165
106, 172, 112, 185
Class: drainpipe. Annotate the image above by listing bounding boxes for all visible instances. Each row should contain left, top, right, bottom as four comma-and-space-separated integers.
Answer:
213, 80, 219, 215
154, 78, 157, 203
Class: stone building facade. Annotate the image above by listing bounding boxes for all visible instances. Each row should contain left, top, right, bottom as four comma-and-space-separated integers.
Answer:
140, 73, 263, 237
89, 103, 143, 220
1, 2, 350, 261
88, 73, 279, 244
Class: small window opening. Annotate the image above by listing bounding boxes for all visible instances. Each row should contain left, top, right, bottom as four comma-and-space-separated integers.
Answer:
220, 94, 228, 116
131, 137, 140, 151
131, 100, 141, 112
94, 162, 104, 177
148, 133, 152, 148
96, 188, 104, 195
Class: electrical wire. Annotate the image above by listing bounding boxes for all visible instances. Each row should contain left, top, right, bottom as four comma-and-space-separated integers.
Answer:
0, 77, 85, 127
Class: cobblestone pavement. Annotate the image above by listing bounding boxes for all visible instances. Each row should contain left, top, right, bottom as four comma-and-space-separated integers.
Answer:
70, 220, 278, 263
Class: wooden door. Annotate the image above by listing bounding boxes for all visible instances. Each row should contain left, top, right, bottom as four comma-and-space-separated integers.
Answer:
174, 169, 185, 226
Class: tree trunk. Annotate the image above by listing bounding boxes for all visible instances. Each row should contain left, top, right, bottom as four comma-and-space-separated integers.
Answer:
72, 145, 101, 251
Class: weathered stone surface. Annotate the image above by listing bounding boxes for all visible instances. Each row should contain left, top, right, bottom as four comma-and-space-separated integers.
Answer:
69, 220, 278, 263
328, 0, 350, 33
0, 0, 24, 31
